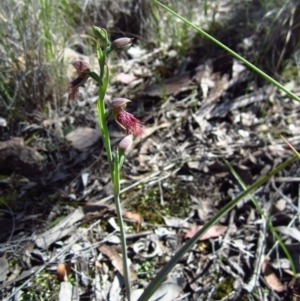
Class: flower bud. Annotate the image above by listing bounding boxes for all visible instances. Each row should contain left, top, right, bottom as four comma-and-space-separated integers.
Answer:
110, 98, 131, 109
118, 135, 133, 153
93, 27, 108, 46
111, 37, 133, 52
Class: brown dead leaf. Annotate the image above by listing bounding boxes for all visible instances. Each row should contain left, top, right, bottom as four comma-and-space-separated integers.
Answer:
66, 127, 100, 150
122, 211, 142, 232
95, 261, 102, 270
99, 244, 138, 281
184, 224, 228, 240
288, 278, 300, 301
262, 261, 285, 292
141, 72, 191, 97
293, 295, 300, 301
116, 72, 137, 84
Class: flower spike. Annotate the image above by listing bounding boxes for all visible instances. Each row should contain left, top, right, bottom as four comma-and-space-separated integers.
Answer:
111, 98, 144, 137
118, 135, 133, 153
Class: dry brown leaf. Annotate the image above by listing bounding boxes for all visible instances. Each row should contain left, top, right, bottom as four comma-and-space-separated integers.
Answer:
262, 261, 285, 292
116, 72, 137, 84
142, 72, 191, 97
289, 278, 300, 301
99, 245, 138, 281
66, 127, 100, 150
122, 211, 142, 232
95, 261, 102, 270
293, 295, 300, 301
184, 224, 228, 240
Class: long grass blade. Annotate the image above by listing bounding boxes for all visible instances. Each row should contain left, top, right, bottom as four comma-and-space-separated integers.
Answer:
152, 0, 300, 103
138, 154, 298, 301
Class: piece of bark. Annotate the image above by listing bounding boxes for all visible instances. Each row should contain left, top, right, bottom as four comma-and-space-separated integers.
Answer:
66, 127, 100, 151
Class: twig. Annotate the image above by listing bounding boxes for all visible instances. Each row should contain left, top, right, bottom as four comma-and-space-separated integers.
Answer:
243, 218, 266, 292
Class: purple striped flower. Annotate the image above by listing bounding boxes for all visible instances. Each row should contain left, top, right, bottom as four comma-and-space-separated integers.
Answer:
68, 61, 90, 101
111, 98, 144, 137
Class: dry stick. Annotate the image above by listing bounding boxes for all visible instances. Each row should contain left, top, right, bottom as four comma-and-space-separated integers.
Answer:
92, 163, 178, 205
275, 177, 300, 182
243, 218, 266, 292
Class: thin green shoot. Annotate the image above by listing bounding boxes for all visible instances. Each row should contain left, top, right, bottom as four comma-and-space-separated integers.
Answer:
223, 159, 297, 275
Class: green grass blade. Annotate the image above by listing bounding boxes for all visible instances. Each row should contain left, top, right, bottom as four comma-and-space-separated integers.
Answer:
152, 0, 300, 103
138, 154, 298, 301
100, 65, 109, 100
223, 159, 296, 275
96, 65, 113, 176
113, 151, 131, 301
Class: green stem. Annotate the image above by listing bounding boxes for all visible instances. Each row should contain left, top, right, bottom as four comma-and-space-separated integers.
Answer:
152, 0, 300, 103
224, 159, 297, 275
96, 43, 103, 85
99, 44, 107, 83
95, 41, 113, 176
97, 100, 113, 177
96, 68, 113, 177
118, 151, 125, 171
113, 150, 131, 301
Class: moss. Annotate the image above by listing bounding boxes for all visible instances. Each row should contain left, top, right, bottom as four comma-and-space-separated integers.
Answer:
18, 270, 60, 301
137, 259, 154, 279
0, 190, 18, 210
212, 277, 235, 299
124, 182, 191, 226
282, 65, 298, 80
